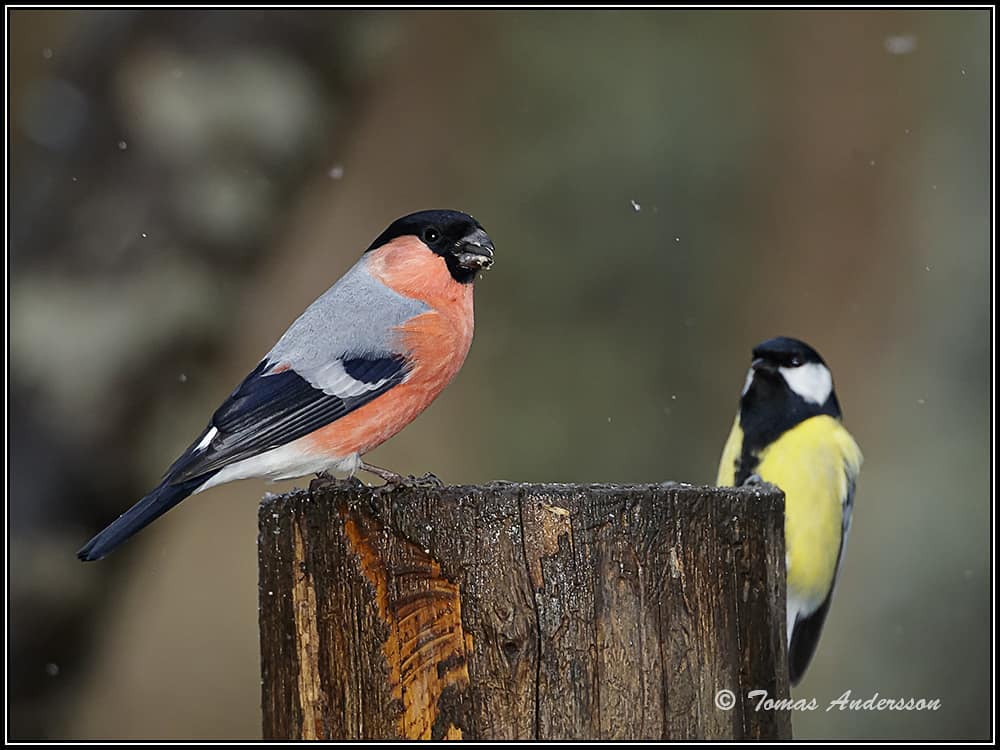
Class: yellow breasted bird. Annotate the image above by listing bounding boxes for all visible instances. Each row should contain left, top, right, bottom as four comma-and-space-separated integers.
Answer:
716, 336, 862, 685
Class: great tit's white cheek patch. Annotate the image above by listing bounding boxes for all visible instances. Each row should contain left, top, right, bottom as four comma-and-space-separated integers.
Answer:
741, 367, 755, 396
779, 362, 833, 405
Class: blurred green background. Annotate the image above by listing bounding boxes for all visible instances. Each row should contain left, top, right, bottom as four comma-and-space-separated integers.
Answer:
8, 8, 990, 741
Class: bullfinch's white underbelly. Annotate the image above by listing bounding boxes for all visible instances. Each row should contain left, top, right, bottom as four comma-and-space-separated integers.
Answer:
195, 440, 361, 493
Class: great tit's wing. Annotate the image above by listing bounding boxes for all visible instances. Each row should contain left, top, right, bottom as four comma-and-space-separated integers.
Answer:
716, 415, 743, 486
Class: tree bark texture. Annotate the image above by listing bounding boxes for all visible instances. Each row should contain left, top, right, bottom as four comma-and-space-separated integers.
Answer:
258, 481, 792, 740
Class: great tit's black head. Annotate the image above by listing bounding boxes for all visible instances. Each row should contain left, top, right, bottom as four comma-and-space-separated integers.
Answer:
729, 336, 845, 486
366, 209, 495, 284
750, 336, 827, 372
739, 335, 841, 434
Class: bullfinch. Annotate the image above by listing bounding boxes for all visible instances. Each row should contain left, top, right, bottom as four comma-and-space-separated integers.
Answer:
716, 336, 863, 685
78, 209, 495, 561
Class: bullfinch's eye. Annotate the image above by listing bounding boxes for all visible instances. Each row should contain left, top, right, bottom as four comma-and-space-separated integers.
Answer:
422, 226, 441, 244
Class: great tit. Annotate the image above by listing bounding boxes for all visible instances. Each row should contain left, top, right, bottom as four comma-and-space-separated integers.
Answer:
717, 336, 863, 685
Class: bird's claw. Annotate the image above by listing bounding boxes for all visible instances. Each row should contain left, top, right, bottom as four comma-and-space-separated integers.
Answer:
742, 474, 766, 487
405, 472, 445, 489
309, 471, 364, 493
373, 471, 445, 493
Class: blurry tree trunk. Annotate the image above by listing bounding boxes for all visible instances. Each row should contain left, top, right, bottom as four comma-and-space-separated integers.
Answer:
258, 481, 792, 740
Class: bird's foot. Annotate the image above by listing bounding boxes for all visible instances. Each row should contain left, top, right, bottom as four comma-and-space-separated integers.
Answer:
742, 473, 766, 487
361, 462, 445, 492
405, 472, 445, 489
309, 471, 364, 493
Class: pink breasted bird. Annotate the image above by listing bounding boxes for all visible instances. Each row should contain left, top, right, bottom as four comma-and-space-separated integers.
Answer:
78, 210, 495, 561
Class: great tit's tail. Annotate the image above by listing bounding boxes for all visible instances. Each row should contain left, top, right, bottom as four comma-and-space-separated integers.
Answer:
788, 594, 833, 686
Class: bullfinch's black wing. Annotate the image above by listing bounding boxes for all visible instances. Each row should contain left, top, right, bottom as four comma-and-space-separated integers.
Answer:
169, 354, 409, 482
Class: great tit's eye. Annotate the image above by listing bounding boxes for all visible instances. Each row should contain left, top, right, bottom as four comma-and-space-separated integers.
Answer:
422, 226, 441, 244
790, 356, 802, 367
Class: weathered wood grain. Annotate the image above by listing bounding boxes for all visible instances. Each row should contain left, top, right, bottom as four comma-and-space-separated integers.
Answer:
258, 481, 791, 740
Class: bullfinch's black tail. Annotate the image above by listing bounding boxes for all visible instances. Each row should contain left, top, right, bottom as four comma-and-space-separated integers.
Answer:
77, 474, 214, 561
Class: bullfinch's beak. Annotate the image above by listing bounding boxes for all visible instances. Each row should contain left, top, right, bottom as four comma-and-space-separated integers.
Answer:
454, 228, 495, 271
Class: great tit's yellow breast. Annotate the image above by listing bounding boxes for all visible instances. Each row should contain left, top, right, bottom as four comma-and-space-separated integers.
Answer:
754, 415, 858, 606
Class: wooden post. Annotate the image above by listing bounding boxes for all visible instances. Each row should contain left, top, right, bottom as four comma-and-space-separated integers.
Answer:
258, 481, 792, 740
